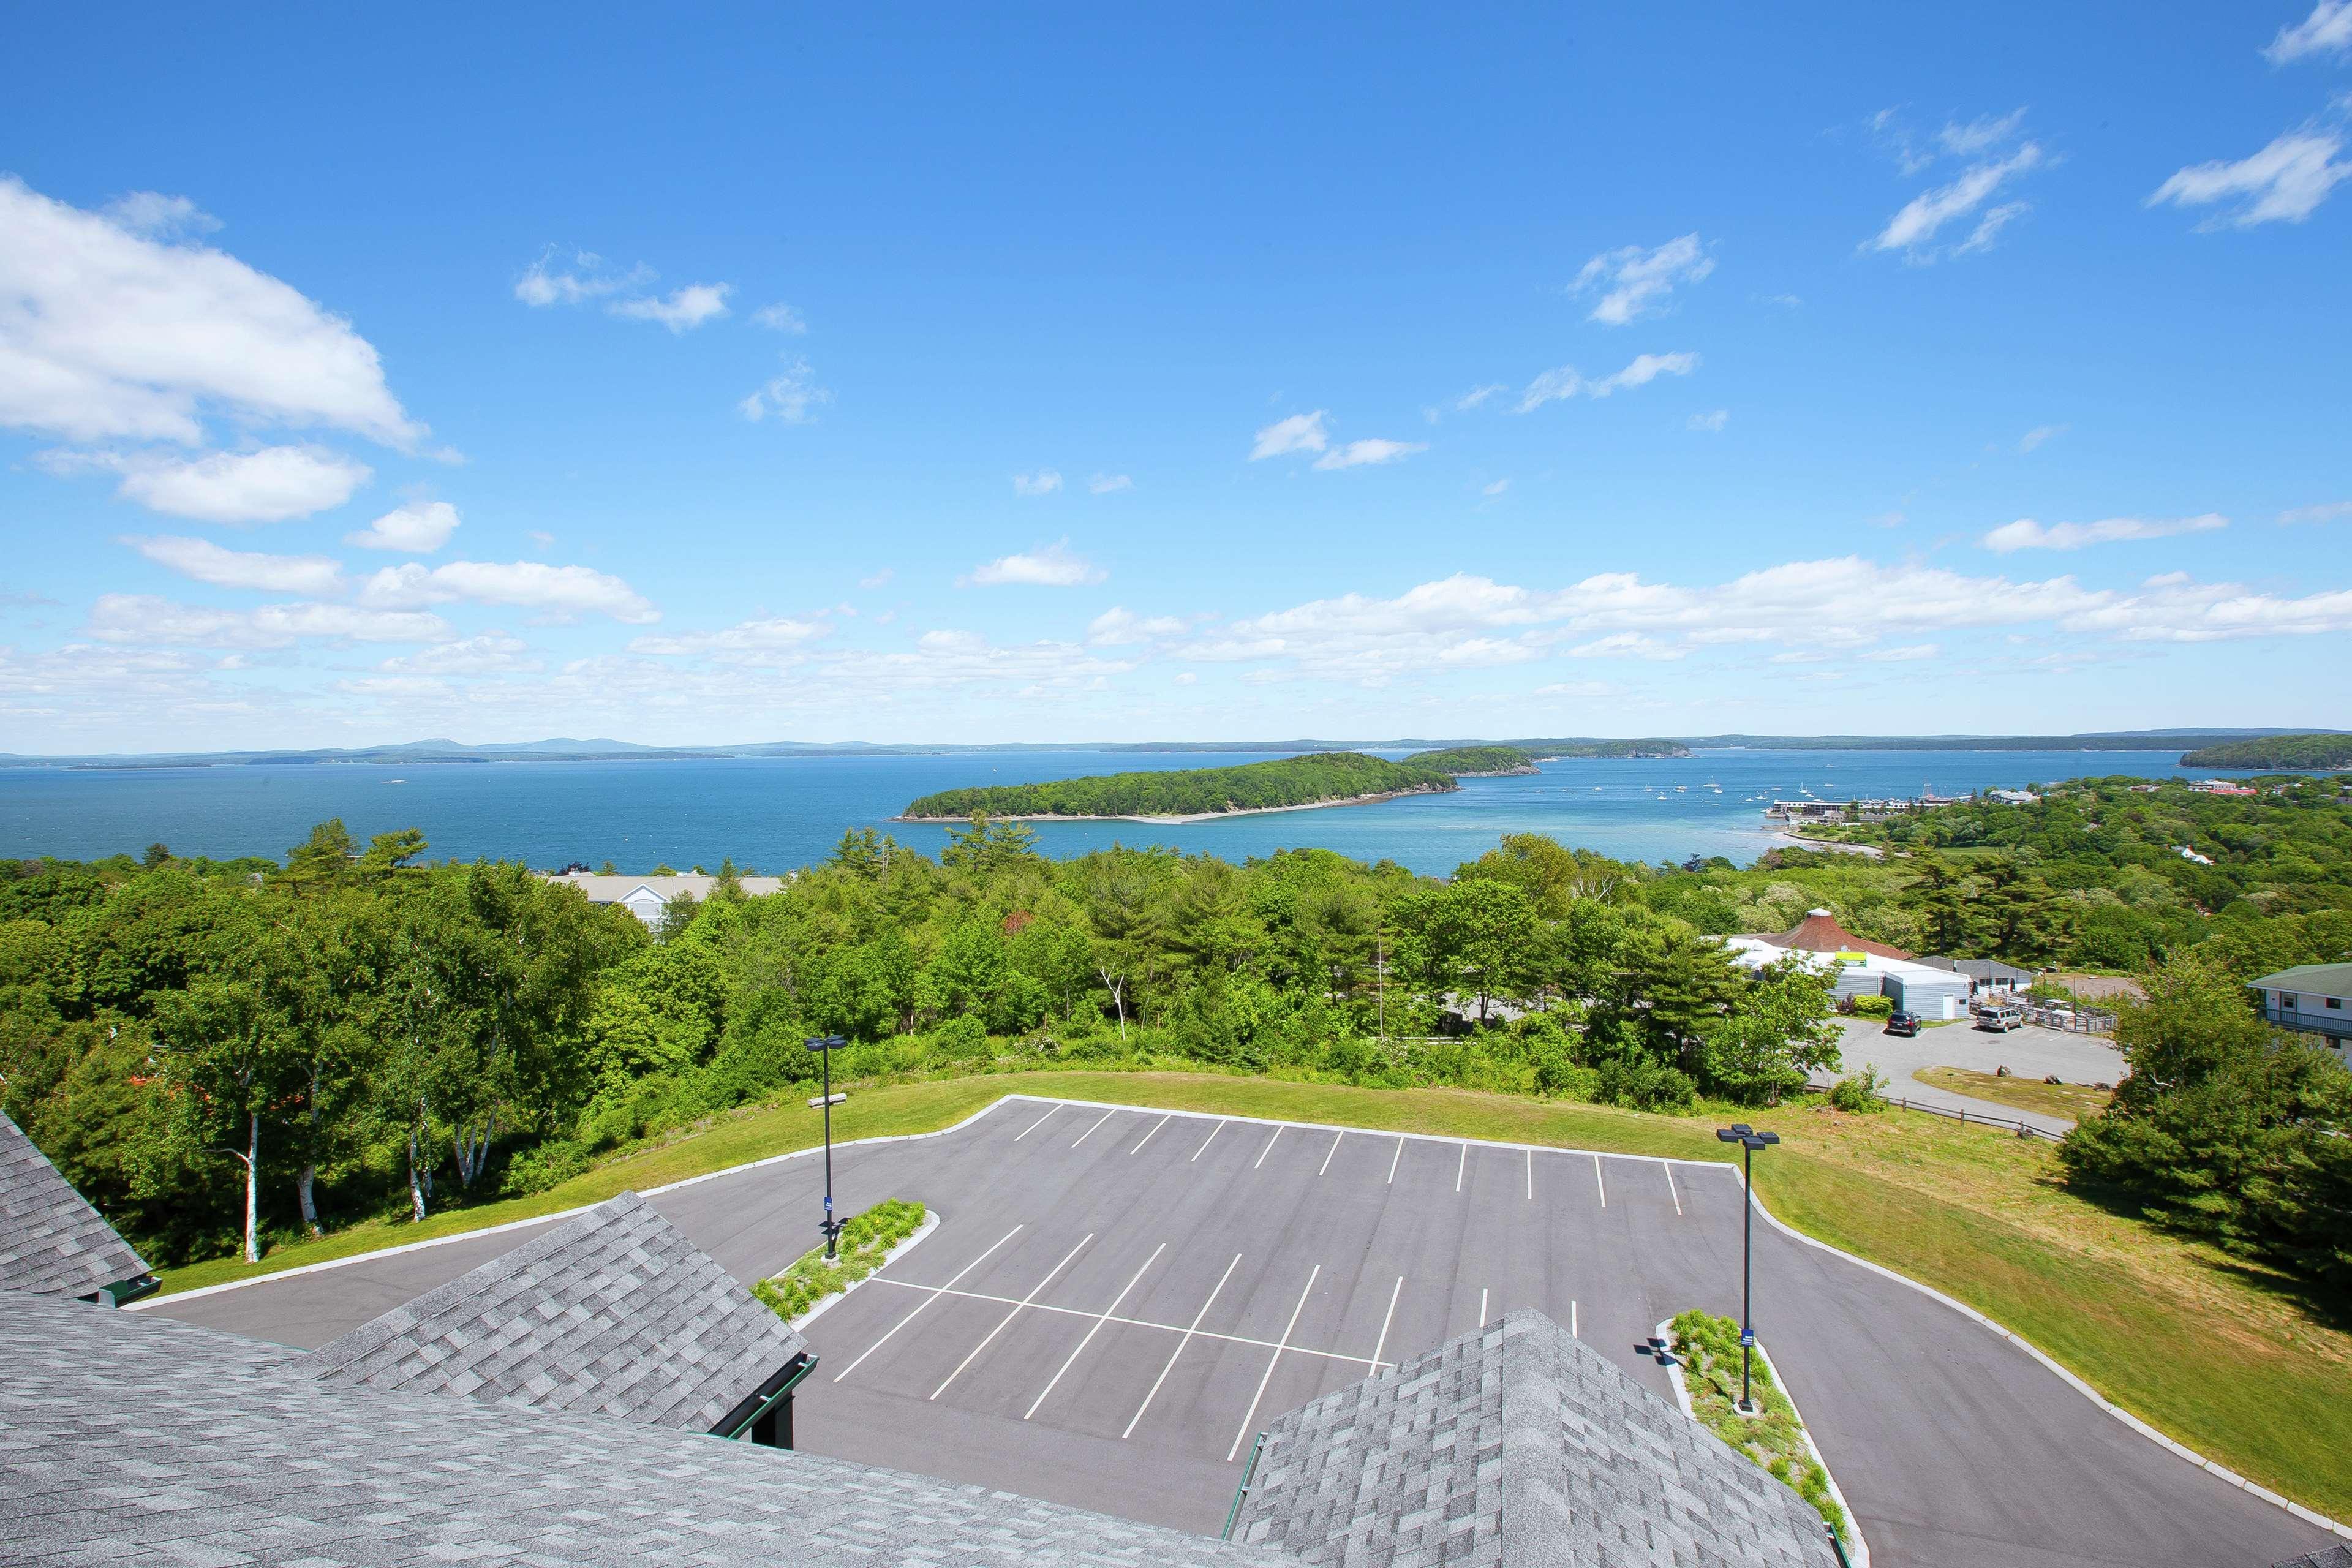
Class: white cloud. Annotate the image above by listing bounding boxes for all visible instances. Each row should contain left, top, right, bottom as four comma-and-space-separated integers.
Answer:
344, 500, 461, 552
1455, 384, 1507, 412
379, 633, 541, 676
101, 192, 220, 239
859, 568, 895, 589
1687, 409, 1728, 433
964, 540, 1104, 587
1086, 607, 1187, 645
1862, 643, 1941, 662
1482, 478, 1510, 496
41, 444, 370, 524
611, 282, 732, 332
2281, 500, 2352, 524
629, 615, 828, 665
124, 535, 344, 595
358, 560, 659, 623
1518, 352, 1699, 411
1312, 439, 1426, 470
0, 178, 422, 447
739, 358, 831, 423
1567, 632, 1687, 661
1938, 110, 2028, 157
85, 594, 450, 647
1012, 469, 1064, 496
1572, 233, 1714, 325
2148, 124, 2352, 227
513, 248, 652, 307
1871, 141, 2045, 255
1981, 513, 2228, 552
2017, 423, 2067, 453
2266, 1, 2352, 62
1088, 473, 1133, 494
751, 301, 807, 333
1250, 410, 1328, 459
1956, 201, 2032, 254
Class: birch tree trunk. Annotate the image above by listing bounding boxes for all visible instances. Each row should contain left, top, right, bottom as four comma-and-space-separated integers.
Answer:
241, 1109, 261, 1263
1098, 967, 1126, 1041
297, 1060, 322, 1235
407, 1122, 429, 1222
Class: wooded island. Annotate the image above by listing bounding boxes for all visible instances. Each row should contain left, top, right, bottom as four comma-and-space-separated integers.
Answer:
896, 746, 1537, 822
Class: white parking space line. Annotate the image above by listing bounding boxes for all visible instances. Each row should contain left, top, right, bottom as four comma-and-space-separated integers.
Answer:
1069, 1109, 1117, 1148
1014, 1106, 1061, 1142
1571, 1299, 1578, 1338
1319, 1130, 1344, 1176
1387, 1136, 1404, 1185
1593, 1152, 1607, 1208
1023, 1242, 1166, 1420
930, 1234, 1095, 1401
1526, 1148, 1534, 1201
1123, 1252, 1242, 1439
1371, 1275, 1403, 1370
1254, 1126, 1283, 1169
1229, 1264, 1321, 1461
868, 1276, 1381, 1368
1129, 1114, 1171, 1155
1479, 1287, 1488, 1327
1455, 1142, 1468, 1193
1663, 1161, 1682, 1215
832, 1224, 1025, 1383
1192, 1119, 1226, 1162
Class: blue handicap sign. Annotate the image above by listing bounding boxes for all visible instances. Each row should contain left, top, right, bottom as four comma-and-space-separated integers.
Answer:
1739, 1329, 1755, 1347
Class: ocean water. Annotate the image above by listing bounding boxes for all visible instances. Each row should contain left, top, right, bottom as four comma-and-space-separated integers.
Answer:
0, 748, 2231, 878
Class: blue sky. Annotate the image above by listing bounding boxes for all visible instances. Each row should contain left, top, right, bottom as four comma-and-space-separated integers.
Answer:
3, 4, 2348, 753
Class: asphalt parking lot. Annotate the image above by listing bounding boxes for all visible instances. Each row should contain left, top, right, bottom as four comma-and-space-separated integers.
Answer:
145, 1095, 2338, 1568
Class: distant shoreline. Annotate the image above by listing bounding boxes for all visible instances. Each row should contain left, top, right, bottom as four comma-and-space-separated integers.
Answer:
892, 787, 1445, 826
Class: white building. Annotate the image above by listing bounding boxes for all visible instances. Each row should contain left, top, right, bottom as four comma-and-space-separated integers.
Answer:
2248, 963, 2352, 1060
1724, 908, 1975, 1020
540, 871, 789, 929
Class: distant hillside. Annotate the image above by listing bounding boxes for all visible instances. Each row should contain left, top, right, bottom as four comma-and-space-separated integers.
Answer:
2179, 733, 2352, 770
897, 751, 1458, 821
1405, 745, 1540, 775
1512, 738, 1691, 759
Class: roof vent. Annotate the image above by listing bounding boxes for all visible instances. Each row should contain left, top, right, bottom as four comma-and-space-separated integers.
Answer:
1807, 907, 1831, 918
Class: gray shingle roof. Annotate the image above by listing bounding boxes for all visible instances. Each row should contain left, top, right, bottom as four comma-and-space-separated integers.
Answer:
0, 1288, 1283, 1568
1234, 1308, 1833, 1568
2250, 962, 2352, 998
0, 1110, 149, 1299
2272, 1550, 2352, 1568
297, 1189, 806, 1433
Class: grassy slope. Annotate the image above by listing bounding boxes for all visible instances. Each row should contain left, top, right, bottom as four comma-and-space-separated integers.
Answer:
1917, 1065, 2115, 1120
151, 1071, 2351, 1523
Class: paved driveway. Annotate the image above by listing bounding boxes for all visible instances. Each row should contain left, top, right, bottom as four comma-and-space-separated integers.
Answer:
140, 1095, 2332, 1568
1822, 1019, 2125, 1133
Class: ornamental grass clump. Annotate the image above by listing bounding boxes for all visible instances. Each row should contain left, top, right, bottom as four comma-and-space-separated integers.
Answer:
1668, 1308, 1849, 1544
752, 1198, 927, 1323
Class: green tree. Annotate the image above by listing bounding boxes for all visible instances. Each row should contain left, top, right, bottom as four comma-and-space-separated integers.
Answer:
1701, 959, 1841, 1104
1904, 856, 1977, 955
150, 952, 293, 1264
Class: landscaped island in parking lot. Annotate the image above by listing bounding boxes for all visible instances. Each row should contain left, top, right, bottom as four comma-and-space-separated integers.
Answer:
895, 746, 1536, 823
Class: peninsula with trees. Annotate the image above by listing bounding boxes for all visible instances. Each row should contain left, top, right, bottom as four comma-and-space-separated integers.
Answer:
2177, 731, 2352, 771
895, 746, 1537, 823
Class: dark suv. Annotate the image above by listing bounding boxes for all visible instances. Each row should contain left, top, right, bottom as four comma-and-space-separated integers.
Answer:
1883, 1010, 1922, 1036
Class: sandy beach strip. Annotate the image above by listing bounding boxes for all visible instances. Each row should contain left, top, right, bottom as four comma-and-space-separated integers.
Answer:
891, 786, 1451, 826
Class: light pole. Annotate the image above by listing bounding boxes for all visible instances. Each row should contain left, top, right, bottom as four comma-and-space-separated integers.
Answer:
807, 1035, 848, 1258
1715, 1121, 1779, 1412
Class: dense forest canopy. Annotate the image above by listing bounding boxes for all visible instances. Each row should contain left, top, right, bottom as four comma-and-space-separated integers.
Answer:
2177, 733, 2352, 770
1400, 745, 1539, 775
899, 750, 1460, 820
3, 771, 2345, 1288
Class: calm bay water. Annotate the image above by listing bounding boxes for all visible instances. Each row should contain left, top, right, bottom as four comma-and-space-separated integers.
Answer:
0, 748, 2225, 878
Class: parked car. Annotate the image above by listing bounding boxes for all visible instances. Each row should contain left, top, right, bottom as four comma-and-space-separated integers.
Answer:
1883, 1010, 1922, 1036
1975, 1005, 2024, 1032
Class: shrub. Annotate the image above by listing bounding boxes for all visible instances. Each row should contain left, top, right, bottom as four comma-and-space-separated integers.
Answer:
499, 1138, 592, 1197
1849, 994, 1893, 1019
1826, 1063, 1890, 1114
1596, 1058, 1698, 1112
752, 1197, 928, 1323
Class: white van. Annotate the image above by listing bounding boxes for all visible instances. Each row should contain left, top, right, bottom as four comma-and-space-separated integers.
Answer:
1975, 1005, 2024, 1032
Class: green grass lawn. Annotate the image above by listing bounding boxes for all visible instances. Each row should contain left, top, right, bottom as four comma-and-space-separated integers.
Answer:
1917, 1065, 2115, 1120
150, 1069, 2352, 1525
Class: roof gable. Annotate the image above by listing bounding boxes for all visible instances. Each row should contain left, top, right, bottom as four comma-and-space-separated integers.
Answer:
2251, 963, 2352, 996
1235, 1309, 1830, 1568
298, 1191, 807, 1432
0, 1112, 149, 1299
1754, 909, 1912, 961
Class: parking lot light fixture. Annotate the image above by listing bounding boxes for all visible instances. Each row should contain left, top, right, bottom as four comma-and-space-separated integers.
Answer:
1717, 1124, 1780, 1412
806, 1035, 848, 1258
